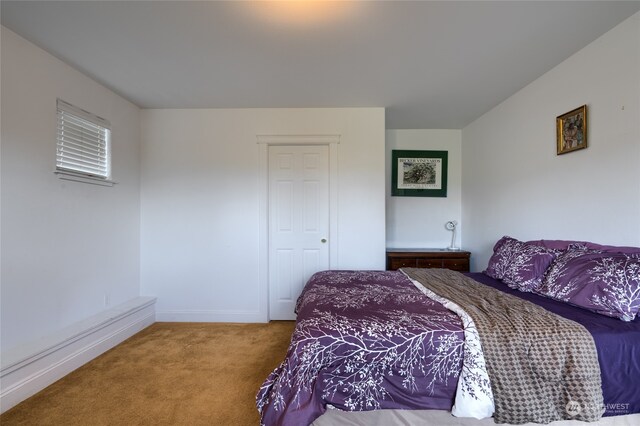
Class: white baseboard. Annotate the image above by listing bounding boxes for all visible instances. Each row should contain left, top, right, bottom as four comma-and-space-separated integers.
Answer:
156, 309, 266, 323
0, 297, 156, 414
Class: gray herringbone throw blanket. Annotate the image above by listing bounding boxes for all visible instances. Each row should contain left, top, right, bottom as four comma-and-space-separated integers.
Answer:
403, 268, 604, 424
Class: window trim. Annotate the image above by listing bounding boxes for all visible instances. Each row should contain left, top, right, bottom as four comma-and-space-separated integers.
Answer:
54, 169, 116, 187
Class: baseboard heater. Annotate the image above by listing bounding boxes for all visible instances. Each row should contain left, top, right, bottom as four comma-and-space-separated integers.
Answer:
0, 297, 156, 413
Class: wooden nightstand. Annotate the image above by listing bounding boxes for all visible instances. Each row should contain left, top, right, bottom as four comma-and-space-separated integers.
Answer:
386, 248, 471, 272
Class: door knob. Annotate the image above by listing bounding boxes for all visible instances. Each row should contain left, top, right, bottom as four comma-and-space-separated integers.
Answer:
321, 238, 327, 243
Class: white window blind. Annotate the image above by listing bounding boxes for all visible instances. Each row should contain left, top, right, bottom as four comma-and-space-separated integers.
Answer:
56, 99, 111, 180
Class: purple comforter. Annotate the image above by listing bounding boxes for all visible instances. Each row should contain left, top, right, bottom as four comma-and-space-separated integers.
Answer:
256, 271, 465, 426
257, 271, 640, 425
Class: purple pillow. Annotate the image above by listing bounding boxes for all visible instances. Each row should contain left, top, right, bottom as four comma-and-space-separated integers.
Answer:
527, 239, 640, 254
484, 236, 515, 280
537, 248, 640, 321
484, 236, 559, 292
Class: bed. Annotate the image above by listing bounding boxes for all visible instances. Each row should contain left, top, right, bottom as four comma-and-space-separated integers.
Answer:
257, 239, 640, 426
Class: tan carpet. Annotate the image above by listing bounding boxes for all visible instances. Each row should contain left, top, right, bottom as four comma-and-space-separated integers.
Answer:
0, 321, 295, 426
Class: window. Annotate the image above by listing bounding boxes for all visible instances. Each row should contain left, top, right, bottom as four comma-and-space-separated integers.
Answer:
56, 99, 113, 185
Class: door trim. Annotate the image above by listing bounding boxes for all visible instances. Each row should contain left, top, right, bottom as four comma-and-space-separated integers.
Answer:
257, 135, 340, 321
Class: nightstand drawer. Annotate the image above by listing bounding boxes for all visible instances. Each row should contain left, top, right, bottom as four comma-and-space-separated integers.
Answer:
442, 258, 469, 271
416, 258, 443, 268
389, 258, 417, 270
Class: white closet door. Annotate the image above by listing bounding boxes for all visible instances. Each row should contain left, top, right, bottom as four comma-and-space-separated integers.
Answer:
268, 145, 330, 320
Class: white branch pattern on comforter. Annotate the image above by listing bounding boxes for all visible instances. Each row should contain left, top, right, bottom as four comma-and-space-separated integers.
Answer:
257, 271, 493, 426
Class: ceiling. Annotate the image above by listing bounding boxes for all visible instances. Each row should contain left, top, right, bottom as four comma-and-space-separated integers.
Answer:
2, 1, 639, 129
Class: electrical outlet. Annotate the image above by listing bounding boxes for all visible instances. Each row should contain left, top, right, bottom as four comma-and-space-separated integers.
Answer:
104, 293, 110, 307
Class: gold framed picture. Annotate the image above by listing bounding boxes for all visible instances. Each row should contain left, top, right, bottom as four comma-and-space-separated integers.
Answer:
556, 105, 587, 155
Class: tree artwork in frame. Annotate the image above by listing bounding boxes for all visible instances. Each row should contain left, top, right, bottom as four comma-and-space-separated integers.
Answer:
557, 105, 587, 155
391, 150, 448, 197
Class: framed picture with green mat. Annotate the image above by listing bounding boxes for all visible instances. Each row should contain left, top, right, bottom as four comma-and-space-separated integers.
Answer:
391, 150, 448, 197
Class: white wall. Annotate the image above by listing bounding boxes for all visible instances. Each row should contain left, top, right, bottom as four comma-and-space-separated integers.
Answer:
386, 129, 462, 249
0, 27, 142, 352
140, 108, 385, 322
461, 12, 640, 272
